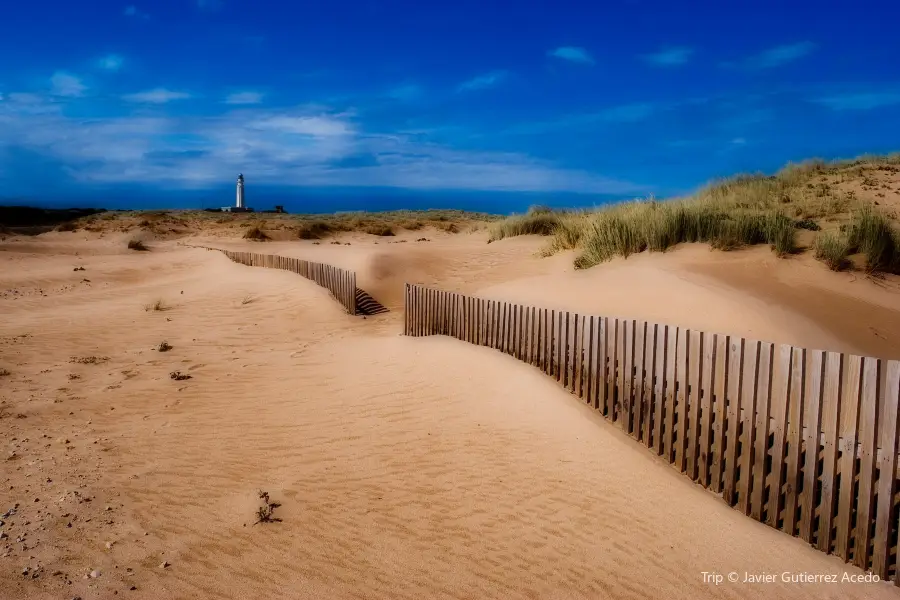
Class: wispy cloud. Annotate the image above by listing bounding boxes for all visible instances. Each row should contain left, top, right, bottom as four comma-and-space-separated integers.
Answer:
457, 71, 508, 93
812, 91, 900, 111
224, 91, 263, 105
0, 96, 645, 194
122, 88, 192, 103
640, 46, 693, 67
50, 72, 86, 97
731, 42, 817, 69
548, 46, 594, 65
97, 54, 124, 72
507, 102, 656, 135
123, 5, 149, 18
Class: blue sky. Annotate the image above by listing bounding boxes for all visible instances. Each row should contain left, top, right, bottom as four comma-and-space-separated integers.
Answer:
1, 0, 899, 212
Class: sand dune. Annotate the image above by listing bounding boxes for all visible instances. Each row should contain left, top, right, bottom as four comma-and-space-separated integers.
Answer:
2, 232, 900, 599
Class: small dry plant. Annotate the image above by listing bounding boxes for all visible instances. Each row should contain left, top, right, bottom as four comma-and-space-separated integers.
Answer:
127, 239, 149, 251
0, 368, 10, 377
70, 356, 109, 365
157, 341, 173, 352
254, 490, 282, 524
169, 371, 191, 381
145, 299, 168, 312
241, 295, 255, 305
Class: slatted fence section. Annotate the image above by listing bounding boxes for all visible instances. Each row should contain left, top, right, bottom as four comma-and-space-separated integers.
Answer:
192, 246, 356, 315
403, 283, 900, 583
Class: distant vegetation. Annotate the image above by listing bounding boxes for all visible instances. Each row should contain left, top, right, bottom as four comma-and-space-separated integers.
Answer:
243, 225, 270, 241
127, 239, 149, 251
489, 153, 900, 274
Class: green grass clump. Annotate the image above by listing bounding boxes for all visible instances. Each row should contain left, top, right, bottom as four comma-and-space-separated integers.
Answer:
243, 226, 270, 241
571, 202, 796, 269
296, 220, 335, 240
813, 232, 850, 271
488, 212, 561, 242
844, 206, 900, 273
363, 223, 395, 236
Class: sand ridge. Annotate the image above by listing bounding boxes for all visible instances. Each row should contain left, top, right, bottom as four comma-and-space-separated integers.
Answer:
2, 233, 900, 599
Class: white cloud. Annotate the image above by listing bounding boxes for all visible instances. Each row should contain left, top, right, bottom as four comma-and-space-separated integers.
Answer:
640, 47, 694, 67
98, 54, 125, 72
812, 91, 900, 111
122, 88, 192, 103
739, 42, 816, 69
548, 46, 594, 65
50, 72, 87, 97
0, 97, 646, 195
457, 71, 508, 93
225, 91, 263, 105
506, 102, 657, 135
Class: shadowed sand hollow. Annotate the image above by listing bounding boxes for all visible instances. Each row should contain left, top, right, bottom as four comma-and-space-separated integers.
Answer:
2, 231, 900, 599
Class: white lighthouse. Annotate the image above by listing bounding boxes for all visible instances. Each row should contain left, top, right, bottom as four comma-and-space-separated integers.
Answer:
236, 173, 245, 209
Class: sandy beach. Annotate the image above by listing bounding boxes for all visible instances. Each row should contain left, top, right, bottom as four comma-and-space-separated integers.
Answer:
2, 227, 899, 599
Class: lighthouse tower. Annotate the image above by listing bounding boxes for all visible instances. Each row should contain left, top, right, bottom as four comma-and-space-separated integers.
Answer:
236, 174, 245, 209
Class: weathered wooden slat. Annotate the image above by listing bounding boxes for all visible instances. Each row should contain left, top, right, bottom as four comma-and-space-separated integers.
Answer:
816, 351, 843, 552
404, 283, 410, 335
653, 325, 668, 456
834, 355, 862, 560
782, 348, 806, 536
500, 302, 508, 352
633, 321, 647, 442
525, 306, 532, 363
854, 357, 880, 570
557, 311, 565, 383
598, 317, 608, 414
563, 312, 571, 387
643, 324, 658, 447
622, 319, 635, 433
766, 344, 793, 528
549, 309, 557, 376
877, 362, 900, 580
603, 317, 614, 418
420, 287, 427, 336
616, 319, 626, 427
571, 314, 580, 394
663, 326, 679, 464
698, 333, 716, 488
685, 330, 702, 480
750, 342, 773, 521
586, 316, 596, 406
482, 299, 488, 347
799, 349, 825, 543
674, 328, 690, 472
872, 360, 900, 578
723, 338, 743, 506
519, 307, 531, 362
512, 304, 519, 357
737, 340, 760, 515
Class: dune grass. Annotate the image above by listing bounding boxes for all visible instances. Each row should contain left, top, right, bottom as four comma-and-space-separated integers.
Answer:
243, 225, 270, 241
488, 154, 900, 272
814, 232, 850, 271
127, 239, 149, 251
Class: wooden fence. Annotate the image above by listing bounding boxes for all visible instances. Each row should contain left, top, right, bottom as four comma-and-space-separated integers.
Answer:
194, 246, 356, 315
404, 283, 900, 583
